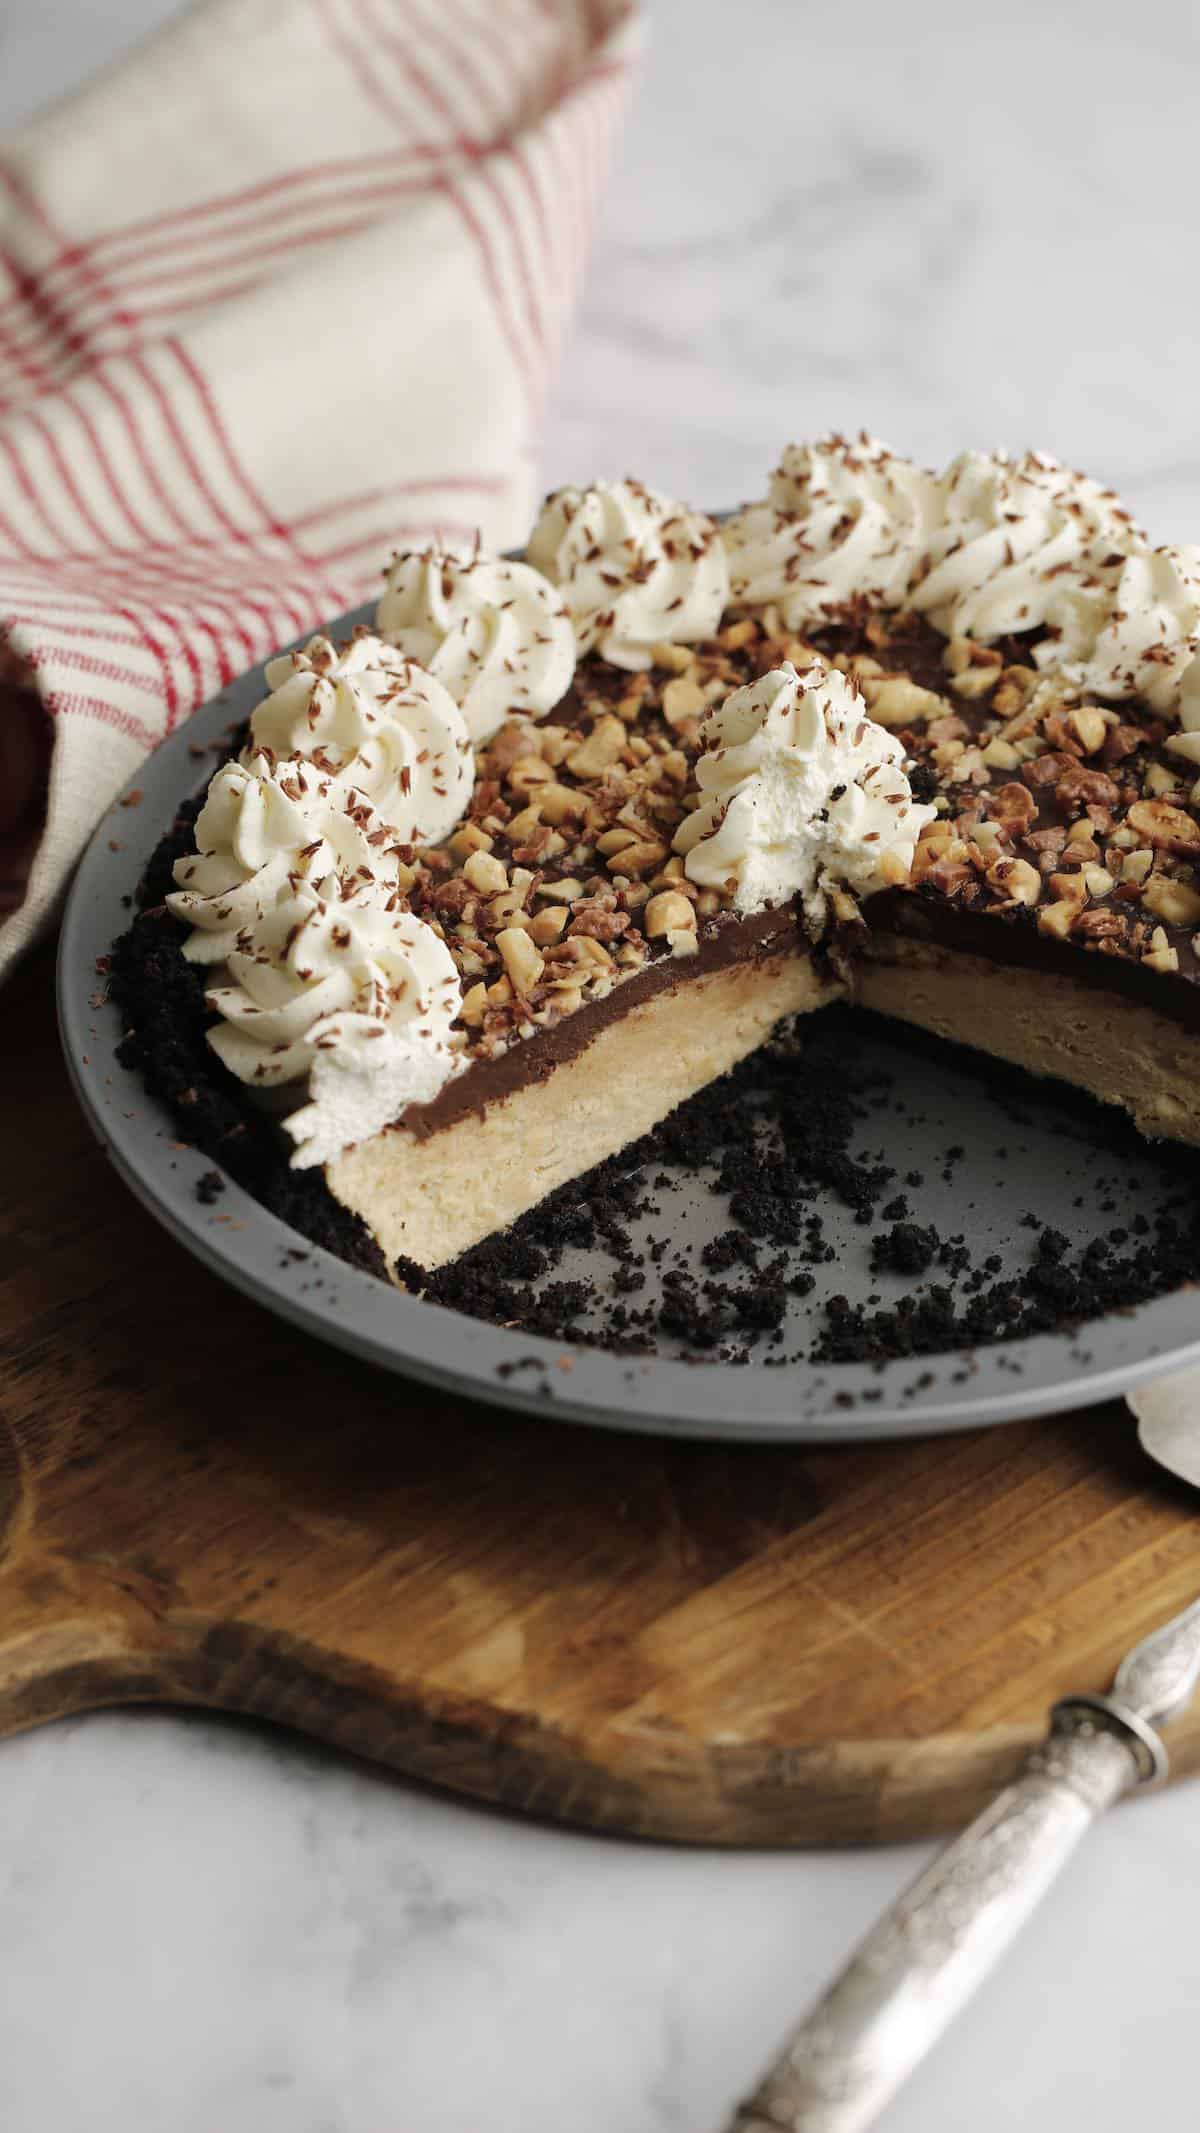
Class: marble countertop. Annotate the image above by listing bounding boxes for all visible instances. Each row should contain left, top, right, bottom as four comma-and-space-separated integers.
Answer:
4, 3, 1200, 2127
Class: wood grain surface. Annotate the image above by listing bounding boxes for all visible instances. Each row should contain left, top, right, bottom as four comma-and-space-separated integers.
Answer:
3, 942, 1200, 1844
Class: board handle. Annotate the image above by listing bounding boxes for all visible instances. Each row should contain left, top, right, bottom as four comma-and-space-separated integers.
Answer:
728, 1702, 1157, 2133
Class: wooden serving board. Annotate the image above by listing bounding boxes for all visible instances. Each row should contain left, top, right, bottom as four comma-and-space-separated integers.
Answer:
4, 943, 1200, 1845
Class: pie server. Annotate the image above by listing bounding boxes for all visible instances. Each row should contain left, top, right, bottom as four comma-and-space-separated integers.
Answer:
724, 1583, 1200, 2133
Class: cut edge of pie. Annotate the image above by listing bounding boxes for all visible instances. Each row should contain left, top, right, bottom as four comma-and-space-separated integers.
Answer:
329, 943, 835, 1273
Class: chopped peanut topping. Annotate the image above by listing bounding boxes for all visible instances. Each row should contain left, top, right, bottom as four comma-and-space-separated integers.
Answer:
495, 926, 545, 994
644, 890, 698, 939
1142, 875, 1200, 928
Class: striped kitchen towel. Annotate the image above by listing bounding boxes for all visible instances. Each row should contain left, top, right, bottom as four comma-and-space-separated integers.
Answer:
0, 0, 638, 972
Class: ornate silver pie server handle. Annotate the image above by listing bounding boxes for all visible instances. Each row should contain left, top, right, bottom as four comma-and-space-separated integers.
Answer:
728, 1591, 1200, 2133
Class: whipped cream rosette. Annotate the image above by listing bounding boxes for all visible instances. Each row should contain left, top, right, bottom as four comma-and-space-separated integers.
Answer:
1071, 545, 1200, 734
167, 754, 406, 966
169, 633, 477, 1166
202, 879, 464, 1166
675, 659, 936, 925
723, 436, 940, 625
251, 633, 473, 846
908, 449, 1136, 646
377, 548, 576, 745
527, 478, 729, 669
722, 434, 1200, 725
169, 748, 466, 1160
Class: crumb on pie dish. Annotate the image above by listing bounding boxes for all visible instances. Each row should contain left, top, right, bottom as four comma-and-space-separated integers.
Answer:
107, 441, 1200, 1292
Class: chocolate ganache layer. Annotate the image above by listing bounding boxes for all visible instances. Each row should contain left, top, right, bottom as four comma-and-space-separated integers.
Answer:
861, 887, 1200, 1031
394, 902, 806, 1139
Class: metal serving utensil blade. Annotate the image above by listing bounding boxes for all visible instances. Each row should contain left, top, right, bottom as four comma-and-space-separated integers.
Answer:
727, 1585, 1200, 2133
1111, 1591, 1200, 1725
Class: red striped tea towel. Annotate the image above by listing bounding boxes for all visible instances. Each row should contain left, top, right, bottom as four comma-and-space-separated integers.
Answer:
0, 0, 638, 972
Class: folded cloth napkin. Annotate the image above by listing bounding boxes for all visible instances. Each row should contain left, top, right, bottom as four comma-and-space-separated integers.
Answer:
0, 0, 638, 973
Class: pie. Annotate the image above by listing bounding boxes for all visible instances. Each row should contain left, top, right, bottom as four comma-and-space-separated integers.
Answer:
111, 439, 1200, 1285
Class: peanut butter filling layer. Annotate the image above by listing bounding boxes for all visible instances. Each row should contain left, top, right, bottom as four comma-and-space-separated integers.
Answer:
327, 949, 835, 1272
854, 937, 1200, 1146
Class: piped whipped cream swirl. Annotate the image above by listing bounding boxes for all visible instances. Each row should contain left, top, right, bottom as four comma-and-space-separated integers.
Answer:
169, 634, 476, 1165
205, 880, 463, 1169
527, 479, 729, 669
376, 548, 576, 744
167, 754, 405, 966
252, 633, 473, 846
723, 436, 940, 621
1057, 545, 1200, 725
168, 748, 464, 1159
909, 449, 1137, 646
674, 661, 936, 924
722, 434, 1200, 719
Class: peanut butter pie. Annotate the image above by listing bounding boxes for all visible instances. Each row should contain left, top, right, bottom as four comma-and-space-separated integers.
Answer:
112, 441, 1200, 1283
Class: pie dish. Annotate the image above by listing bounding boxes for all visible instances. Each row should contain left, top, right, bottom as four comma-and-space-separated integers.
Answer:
107, 438, 1200, 1300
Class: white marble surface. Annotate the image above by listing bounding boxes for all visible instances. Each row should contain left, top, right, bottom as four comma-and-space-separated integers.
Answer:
4, 3, 1200, 2128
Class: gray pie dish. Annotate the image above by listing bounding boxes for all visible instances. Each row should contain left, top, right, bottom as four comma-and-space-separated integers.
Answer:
56, 601, 1200, 1441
